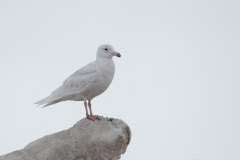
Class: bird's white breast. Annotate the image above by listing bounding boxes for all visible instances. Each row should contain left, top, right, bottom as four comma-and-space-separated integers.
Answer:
83, 59, 115, 100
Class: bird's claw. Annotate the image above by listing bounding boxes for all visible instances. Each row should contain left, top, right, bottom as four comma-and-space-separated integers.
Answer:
87, 115, 98, 121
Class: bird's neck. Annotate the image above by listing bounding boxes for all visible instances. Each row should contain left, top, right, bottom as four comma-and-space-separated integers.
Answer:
96, 57, 113, 63
96, 57, 115, 72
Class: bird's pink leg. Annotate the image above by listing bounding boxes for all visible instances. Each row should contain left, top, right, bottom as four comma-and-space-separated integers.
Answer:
87, 99, 97, 121
84, 100, 89, 117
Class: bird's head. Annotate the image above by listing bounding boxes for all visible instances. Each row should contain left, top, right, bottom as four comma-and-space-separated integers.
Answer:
97, 44, 121, 59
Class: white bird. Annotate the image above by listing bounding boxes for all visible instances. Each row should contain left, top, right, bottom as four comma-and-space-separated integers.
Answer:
35, 44, 121, 120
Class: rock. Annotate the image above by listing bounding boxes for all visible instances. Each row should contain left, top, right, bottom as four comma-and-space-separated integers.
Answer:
0, 117, 131, 160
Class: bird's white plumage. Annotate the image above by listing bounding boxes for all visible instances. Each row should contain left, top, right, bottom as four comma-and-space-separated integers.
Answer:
35, 44, 120, 107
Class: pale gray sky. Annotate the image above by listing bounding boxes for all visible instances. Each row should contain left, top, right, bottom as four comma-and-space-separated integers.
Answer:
0, 0, 240, 159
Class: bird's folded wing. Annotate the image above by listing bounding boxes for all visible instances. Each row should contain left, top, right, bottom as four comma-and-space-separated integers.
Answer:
51, 61, 97, 98
63, 61, 97, 85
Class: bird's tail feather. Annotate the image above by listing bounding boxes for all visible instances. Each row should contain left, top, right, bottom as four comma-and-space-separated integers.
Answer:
41, 99, 62, 108
35, 96, 63, 107
35, 96, 50, 106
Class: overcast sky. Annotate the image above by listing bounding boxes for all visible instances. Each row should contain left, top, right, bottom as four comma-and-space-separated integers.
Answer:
0, 0, 240, 159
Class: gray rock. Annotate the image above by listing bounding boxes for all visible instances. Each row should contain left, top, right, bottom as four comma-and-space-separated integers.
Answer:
0, 117, 131, 160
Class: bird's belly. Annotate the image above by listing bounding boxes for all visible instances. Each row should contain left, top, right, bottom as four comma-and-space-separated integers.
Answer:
84, 71, 114, 100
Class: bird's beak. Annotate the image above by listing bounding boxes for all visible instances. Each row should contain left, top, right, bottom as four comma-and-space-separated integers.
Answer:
112, 51, 121, 58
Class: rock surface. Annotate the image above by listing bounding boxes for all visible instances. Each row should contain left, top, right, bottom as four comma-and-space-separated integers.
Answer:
0, 117, 131, 160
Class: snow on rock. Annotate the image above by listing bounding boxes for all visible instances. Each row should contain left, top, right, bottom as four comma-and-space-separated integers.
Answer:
0, 117, 131, 160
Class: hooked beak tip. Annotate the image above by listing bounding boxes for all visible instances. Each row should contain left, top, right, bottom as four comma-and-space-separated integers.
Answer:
116, 53, 121, 57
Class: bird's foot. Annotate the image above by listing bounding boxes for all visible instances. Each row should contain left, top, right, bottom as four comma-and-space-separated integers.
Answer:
87, 115, 98, 121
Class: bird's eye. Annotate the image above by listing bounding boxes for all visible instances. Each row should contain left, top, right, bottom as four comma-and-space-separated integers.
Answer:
105, 48, 108, 51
